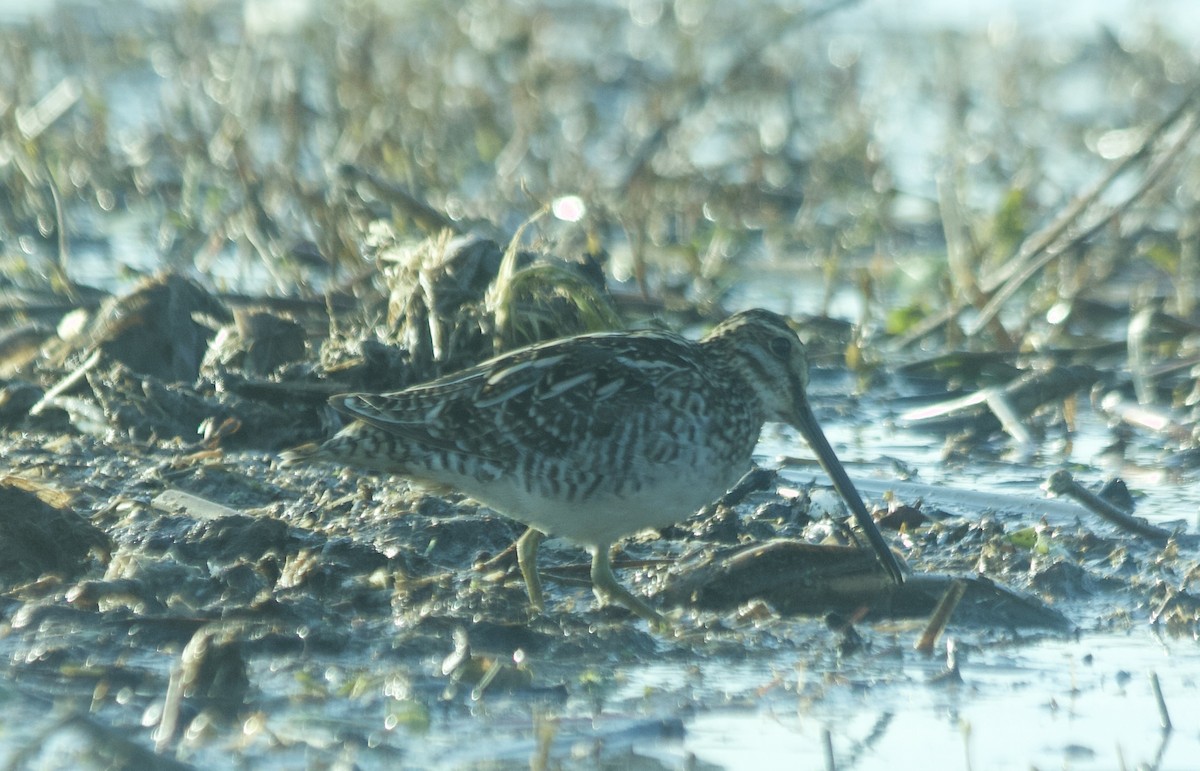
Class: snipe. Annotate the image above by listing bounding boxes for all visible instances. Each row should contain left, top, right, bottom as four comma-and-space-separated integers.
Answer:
287, 309, 905, 623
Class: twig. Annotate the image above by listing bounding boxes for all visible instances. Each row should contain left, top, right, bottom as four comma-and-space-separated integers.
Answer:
1044, 470, 1179, 545
1149, 671, 1173, 732
937, 169, 1014, 347
982, 84, 1200, 296
29, 348, 102, 417
822, 727, 837, 771
969, 90, 1200, 336
915, 579, 967, 655
42, 159, 77, 301
15, 77, 81, 141
901, 86, 1200, 349
338, 164, 464, 234
1097, 392, 1194, 444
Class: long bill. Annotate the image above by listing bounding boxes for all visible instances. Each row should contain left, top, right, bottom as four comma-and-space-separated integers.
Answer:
792, 396, 906, 584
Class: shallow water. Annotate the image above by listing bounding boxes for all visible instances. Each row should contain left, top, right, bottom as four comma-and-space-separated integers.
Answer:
682, 629, 1199, 769
689, 431, 1200, 770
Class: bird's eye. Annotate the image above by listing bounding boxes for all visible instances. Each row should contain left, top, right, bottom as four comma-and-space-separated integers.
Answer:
768, 336, 791, 357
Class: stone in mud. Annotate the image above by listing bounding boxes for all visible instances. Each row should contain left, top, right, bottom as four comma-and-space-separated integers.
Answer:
0, 477, 109, 587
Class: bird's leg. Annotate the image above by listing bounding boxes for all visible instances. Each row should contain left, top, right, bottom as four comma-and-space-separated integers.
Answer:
589, 545, 664, 626
516, 527, 546, 611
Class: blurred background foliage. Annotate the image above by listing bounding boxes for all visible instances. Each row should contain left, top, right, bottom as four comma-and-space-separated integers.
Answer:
0, 0, 1197, 340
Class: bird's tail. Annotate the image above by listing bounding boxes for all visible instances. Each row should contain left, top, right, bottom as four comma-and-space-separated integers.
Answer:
278, 442, 323, 467
279, 423, 409, 471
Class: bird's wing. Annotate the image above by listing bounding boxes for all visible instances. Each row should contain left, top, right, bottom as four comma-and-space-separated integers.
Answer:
331, 331, 709, 464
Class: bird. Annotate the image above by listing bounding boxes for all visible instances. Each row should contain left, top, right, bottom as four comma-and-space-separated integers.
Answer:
286, 308, 905, 624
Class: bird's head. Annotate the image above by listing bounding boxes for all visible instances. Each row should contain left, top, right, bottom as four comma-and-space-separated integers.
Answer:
702, 308, 812, 426
703, 308, 907, 584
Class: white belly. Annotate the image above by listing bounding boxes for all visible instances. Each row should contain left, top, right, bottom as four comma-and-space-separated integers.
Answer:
449, 458, 747, 548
